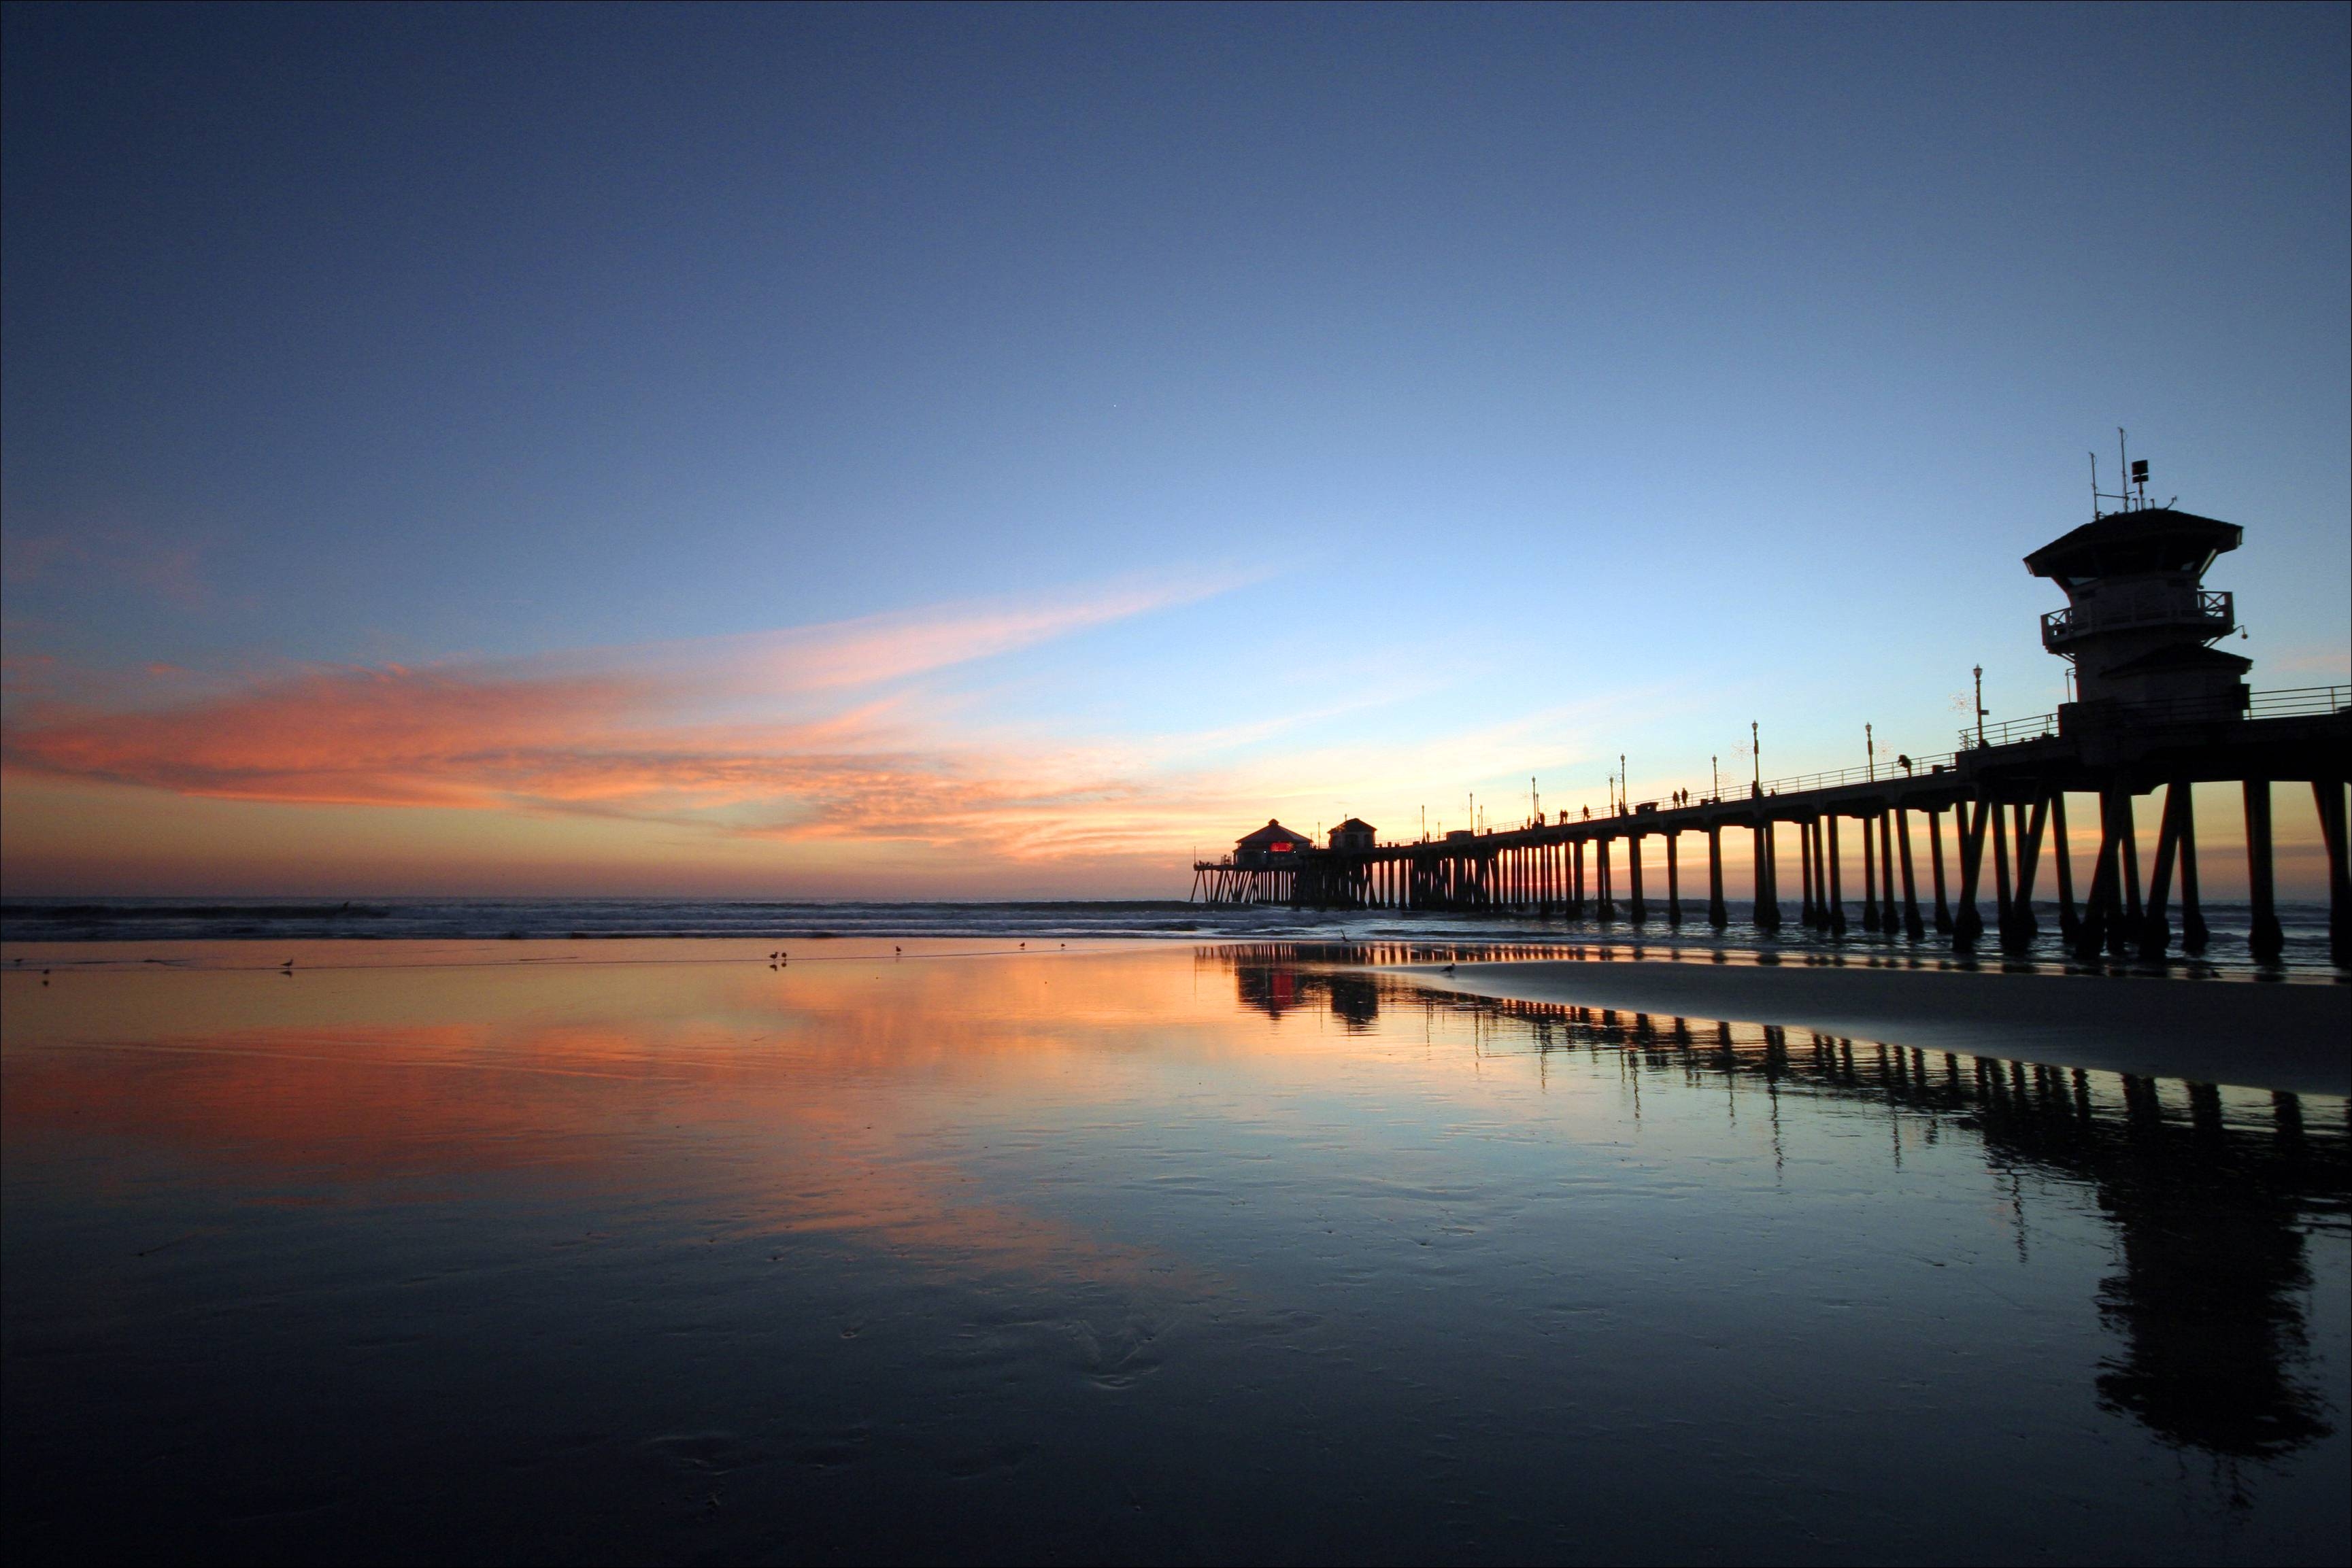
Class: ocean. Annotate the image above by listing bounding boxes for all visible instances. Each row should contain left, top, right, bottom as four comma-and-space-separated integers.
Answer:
3, 895, 2340, 974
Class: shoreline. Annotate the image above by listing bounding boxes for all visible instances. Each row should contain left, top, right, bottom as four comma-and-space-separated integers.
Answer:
1388, 957, 2351, 1097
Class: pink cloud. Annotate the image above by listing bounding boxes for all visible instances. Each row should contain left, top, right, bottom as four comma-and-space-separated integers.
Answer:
0, 579, 1246, 863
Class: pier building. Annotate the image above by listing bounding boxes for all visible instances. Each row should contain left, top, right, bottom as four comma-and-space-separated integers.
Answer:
1192, 474, 2351, 966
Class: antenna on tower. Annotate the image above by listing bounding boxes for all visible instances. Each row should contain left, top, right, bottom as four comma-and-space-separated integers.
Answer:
2091, 433, 2153, 515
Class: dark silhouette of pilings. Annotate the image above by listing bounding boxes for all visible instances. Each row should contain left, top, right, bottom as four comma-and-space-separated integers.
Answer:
2317, 781, 2351, 968
2246, 781, 2283, 964
1187, 714, 2348, 972
1706, 826, 1727, 927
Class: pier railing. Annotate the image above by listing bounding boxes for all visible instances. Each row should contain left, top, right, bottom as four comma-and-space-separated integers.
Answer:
1957, 713, 2061, 750
1952, 685, 2349, 751
2247, 683, 2350, 718
1751, 753, 1961, 796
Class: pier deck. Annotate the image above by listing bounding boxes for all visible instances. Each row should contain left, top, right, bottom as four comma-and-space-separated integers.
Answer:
1193, 689, 2352, 966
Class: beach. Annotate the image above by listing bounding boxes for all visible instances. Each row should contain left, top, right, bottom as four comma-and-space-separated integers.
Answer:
1393, 955, 2352, 1095
5, 938, 2345, 1563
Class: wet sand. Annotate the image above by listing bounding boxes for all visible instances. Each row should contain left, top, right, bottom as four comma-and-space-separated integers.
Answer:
1392, 958, 2351, 1095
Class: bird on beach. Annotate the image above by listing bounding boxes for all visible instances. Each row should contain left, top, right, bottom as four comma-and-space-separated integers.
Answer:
1441, 963, 1456, 974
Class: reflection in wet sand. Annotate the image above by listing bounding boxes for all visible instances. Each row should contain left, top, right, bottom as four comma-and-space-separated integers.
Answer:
1225, 943, 2348, 1465
4, 939, 2346, 1564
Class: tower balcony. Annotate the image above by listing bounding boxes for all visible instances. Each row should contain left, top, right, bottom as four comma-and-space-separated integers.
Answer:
2040, 588, 2232, 652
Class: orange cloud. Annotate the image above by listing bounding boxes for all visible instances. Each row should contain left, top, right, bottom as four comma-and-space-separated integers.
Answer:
0, 578, 1258, 865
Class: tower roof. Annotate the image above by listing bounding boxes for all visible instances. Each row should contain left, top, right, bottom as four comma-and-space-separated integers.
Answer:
2023, 507, 2241, 586
1236, 819, 1313, 850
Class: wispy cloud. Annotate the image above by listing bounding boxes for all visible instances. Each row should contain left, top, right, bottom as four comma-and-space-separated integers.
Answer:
1, 575, 1267, 863
1, 523, 216, 609
3, 566, 1662, 881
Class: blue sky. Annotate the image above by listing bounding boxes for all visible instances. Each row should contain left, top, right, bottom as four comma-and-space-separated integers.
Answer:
4, 3, 2346, 894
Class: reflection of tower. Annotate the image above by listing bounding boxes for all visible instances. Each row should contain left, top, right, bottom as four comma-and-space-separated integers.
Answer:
1965, 1075, 2334, 1461
1233, 962, 1300, 1018
2089, 1097, 2331, 1459
1322, 972, 1380, 1030
2025, 472, 2249, 719
1228, 956, 1381, 1032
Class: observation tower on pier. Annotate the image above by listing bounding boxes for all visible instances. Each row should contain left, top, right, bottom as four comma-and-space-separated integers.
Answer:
2027, 455, 2249, 721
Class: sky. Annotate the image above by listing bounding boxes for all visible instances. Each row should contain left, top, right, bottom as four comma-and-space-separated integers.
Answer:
3, 2, 2347, 898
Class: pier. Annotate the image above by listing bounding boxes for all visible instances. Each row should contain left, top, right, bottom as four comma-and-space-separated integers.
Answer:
1193, 487, 2352, 966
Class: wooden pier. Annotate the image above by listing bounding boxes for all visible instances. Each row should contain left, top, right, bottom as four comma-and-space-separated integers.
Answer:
1192, 690, 2349, 964
1192, 495, 2351, 965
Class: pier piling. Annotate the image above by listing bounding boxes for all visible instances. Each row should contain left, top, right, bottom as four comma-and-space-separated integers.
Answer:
1629, 832, 1647, 925
2317, 781, 2350, 968
2178, 789, 2208, 953
1862, 813, 1881, 932
2245, 780, 2283, 964
1826, 816, 1847, 934
1897, 808, 1924, 939
1990, 797, 2015, 947
1707, 825, 1727, 927
1954, 798, 1989, 949
2138, 783, 2187, 961
2051, 794, 2079, 941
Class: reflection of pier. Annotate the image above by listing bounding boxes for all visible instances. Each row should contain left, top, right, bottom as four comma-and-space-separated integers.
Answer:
1211, 943, 2347, 1462
1194, 489, 2351, 967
